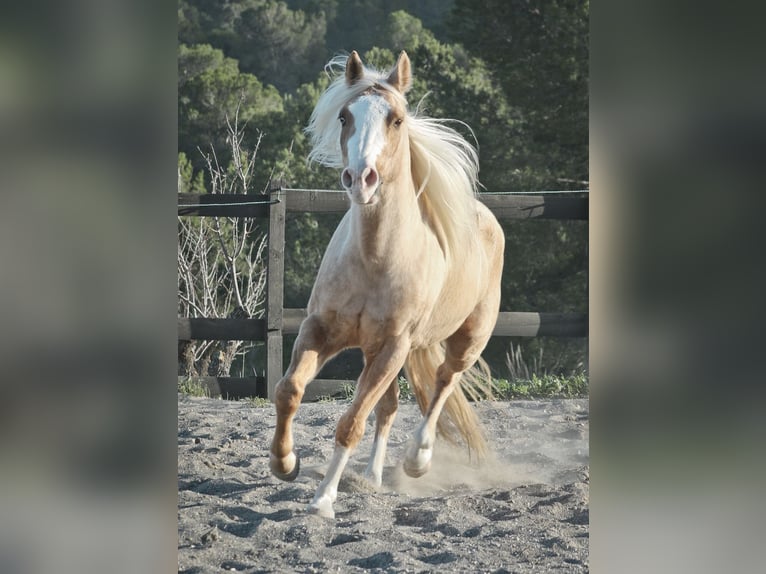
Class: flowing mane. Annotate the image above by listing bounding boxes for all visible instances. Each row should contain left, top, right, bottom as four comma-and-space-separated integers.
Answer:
306, 54, 481, 258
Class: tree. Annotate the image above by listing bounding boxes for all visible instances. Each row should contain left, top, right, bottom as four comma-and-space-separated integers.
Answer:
179, 0, 329, 94
231, 1, 328, 92
178, 152, 206, 194
448, 0, 589, 190
178, 43, 283, 176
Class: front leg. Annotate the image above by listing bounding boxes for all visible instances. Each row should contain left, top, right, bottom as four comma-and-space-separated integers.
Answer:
364, 378, 399, 488
270, 315, 340, 481
308, 337, 410, 518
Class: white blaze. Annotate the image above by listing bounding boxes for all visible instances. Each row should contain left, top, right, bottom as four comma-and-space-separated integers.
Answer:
346, 94, 390, 175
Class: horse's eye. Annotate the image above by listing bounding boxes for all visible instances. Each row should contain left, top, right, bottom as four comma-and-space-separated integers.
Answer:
338, 114, 346, 126
393, 118, 403, 128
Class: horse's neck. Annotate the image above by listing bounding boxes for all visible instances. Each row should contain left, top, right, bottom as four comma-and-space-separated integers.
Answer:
349, 177, 422, 267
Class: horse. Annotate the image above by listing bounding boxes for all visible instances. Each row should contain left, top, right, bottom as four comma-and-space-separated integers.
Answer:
269, 50, 505, 518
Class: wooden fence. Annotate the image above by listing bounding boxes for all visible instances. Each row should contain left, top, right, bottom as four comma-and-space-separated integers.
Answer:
178, 189, 588, 401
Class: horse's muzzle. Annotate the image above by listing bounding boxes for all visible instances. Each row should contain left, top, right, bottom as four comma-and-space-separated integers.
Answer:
341, 165, 380, 205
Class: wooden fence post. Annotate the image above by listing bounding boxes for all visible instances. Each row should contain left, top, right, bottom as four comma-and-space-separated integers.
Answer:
266, 185, 286, 401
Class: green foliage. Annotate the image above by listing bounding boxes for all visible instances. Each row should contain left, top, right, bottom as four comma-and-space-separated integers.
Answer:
397, 376, 414, 402
501, 220, 588, 312
493, 372, 589, 400
243, 396, 271, 408
229, 1, 328, 92
179, 0, 329, 92
448, 0, 589, 190
178, 377, 210, 397
283, 212, 340, 307
178, 43, 283, 176
384, 9, 427, 51
178, 152, 206, 194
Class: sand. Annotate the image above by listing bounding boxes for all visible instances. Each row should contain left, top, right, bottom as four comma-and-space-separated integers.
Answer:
178, 395, 589, 573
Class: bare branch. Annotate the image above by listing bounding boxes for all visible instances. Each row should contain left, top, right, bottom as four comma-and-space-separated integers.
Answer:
178, 114, 269, 377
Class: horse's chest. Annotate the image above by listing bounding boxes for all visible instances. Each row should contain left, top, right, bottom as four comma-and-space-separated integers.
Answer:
312, 265, 427, 340
326, 275, 422, 318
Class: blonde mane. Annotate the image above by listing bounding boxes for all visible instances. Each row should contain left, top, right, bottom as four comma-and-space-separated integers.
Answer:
306, 54, 481, 259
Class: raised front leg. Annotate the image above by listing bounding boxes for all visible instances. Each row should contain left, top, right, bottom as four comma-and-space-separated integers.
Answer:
270, 314, 341, 481
364, 378, 400, 488
308, 337, 410, 518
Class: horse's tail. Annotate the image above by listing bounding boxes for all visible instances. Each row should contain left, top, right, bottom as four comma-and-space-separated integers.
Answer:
404, 344, 494, 461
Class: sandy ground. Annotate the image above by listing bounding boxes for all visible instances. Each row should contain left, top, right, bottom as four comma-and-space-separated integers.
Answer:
178, 395, 589, 573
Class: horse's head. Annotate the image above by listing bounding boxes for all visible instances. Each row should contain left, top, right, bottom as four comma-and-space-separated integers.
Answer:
338, 51, 412, 205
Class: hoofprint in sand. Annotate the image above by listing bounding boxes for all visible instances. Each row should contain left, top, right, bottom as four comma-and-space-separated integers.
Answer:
178, 396, 589, 573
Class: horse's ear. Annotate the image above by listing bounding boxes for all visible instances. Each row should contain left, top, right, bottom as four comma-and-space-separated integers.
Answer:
346, 51, 364, 85
386, 51, 412, 94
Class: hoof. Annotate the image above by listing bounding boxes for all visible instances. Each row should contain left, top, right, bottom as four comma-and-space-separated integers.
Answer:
270, 452, 300, 482
402, 457, 431, 478
363, 471, 383, 489
306, 498, 335, 519
403, 445, 433, 478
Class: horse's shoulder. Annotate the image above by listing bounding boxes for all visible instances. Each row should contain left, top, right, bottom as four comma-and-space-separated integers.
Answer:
474, 200, 504, 247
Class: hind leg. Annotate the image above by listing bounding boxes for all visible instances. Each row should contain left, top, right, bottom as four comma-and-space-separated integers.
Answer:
405, 209, 505, 477
404, 303, 500, 477
364, 378, 399, 488
270, 314, 342, 481
403, 361, 463, 477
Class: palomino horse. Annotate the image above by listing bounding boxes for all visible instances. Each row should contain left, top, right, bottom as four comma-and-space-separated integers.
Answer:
269, 51, 505, 518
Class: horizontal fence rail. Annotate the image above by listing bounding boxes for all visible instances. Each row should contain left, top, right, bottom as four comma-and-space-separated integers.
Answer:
281, 189, 588, 220
282, 308, 586, 338
178, 311, 586, 343
178, 318, 267, 341
177, 193, 272, 217
177, 191, 588, 221
177, 188, 588, 400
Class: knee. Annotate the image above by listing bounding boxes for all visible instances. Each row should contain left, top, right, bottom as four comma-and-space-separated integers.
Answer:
377, 390, 399, 420
435, 364, 461, 389
336, 412, 365, 449
275, 378, 302, 412
440, 358, 473, 379
376, 403, 398, 423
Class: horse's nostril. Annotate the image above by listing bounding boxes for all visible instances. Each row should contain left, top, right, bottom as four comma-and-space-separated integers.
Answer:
364, 167, 378, 188
341, 168, 353, 189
